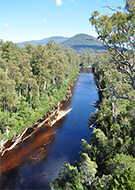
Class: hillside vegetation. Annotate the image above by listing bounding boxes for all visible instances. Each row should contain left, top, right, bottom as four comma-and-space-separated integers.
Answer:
60, 33, 107, 54
17, 33, 107, 54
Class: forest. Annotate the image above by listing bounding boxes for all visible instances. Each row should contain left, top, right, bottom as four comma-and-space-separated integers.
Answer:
0, 39, 94, 149
51, 1, 135, 189
0, 0, 134, 189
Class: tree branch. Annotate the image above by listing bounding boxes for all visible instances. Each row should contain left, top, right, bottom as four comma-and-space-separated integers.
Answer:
97, 83, 135, 102
101, 5, 119, 12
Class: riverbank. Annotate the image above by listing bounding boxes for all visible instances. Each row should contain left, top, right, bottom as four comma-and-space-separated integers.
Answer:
50, 55, 135, 189
1, 71, 99, 189
0, 73, 79, 156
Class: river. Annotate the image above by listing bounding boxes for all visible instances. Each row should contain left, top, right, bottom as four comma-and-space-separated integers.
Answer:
1, 70, 98, 190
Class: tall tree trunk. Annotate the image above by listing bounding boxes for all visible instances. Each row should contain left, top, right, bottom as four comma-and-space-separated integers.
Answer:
3, 98, 6, 114
56, 66, 58, 89
6, 67, 8, 77
19, 83, 21, 97
44, 81, 46, 91
111, 95, 115, 123
38, 84, 40, 97
30, 93, 33, 108
26, 81, 29, 98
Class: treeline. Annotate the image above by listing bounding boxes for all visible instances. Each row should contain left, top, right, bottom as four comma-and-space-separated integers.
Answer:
79, 52, 94, 67
0, 40, 82, 143
50, 54, 135, 189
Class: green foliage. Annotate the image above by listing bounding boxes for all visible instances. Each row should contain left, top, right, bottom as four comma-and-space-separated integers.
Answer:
91, 154, 135, 190
51, 2, 135, 189
51, 163, 83, 190
90, 0, 135, 94
106, 153, 135, 175
51, 153, 97, 190
79, 52, 95, 68
0, 40, 80, 144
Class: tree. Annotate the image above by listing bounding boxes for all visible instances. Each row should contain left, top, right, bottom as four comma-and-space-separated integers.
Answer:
1, 41, 14, 77
18, 50, 33, 98
104, 153, 135, 189
80, 53, 87, 67
53, 46, 65, 89
28, 78, 38, 108
0, 68, 17, 114
90, 0, 135, 101
50, 153, 97, 190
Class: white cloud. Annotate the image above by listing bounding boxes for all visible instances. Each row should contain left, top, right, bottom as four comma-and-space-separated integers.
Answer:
4, 23, 10, 28
66, 0, 75, 6
44, 19, 47, 23
55, 0, 63, 6
17, 35, 22, 38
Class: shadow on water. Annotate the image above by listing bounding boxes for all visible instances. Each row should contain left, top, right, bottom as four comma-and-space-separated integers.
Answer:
0, 69, 98, 190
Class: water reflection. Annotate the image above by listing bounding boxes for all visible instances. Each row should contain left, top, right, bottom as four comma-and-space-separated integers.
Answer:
1, 126, 55, 185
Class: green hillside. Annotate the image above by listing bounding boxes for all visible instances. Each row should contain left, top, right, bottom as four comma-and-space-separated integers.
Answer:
17, 33, 107, 54
60, 33, 107, 54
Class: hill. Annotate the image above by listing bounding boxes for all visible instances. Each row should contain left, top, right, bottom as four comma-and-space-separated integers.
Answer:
17, 33, 107, 54
60, 33, 107, 54
17, 36, 69, 47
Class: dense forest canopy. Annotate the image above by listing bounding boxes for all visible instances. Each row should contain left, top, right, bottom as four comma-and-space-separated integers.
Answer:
51, 1, 135, 189
0, 0, 134, 189
0, 40, 78, 144
0, 39, 94, 147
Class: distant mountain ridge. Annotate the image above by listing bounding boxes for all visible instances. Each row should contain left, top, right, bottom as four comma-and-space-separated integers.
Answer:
60, 33, 107, 54
17, 33, 107, 54
17, 36, 69, 47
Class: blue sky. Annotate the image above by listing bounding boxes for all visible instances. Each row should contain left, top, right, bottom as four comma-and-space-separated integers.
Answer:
0, 0, 124, 43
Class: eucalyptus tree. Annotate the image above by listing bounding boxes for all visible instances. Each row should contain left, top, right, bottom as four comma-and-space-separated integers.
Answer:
45, 42, 58, 92
90, 0, 135, 101
80, 53, 87, 67
24, 42, 35, 61
0, 68, 17, 114
18, 49, 33, 98
53, 44, 65, 89
64, 48, 73, 76
1, 41, 14, 77
87, 52, 94, 66
28, 78, 38, 108
1, 42, 22, 97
